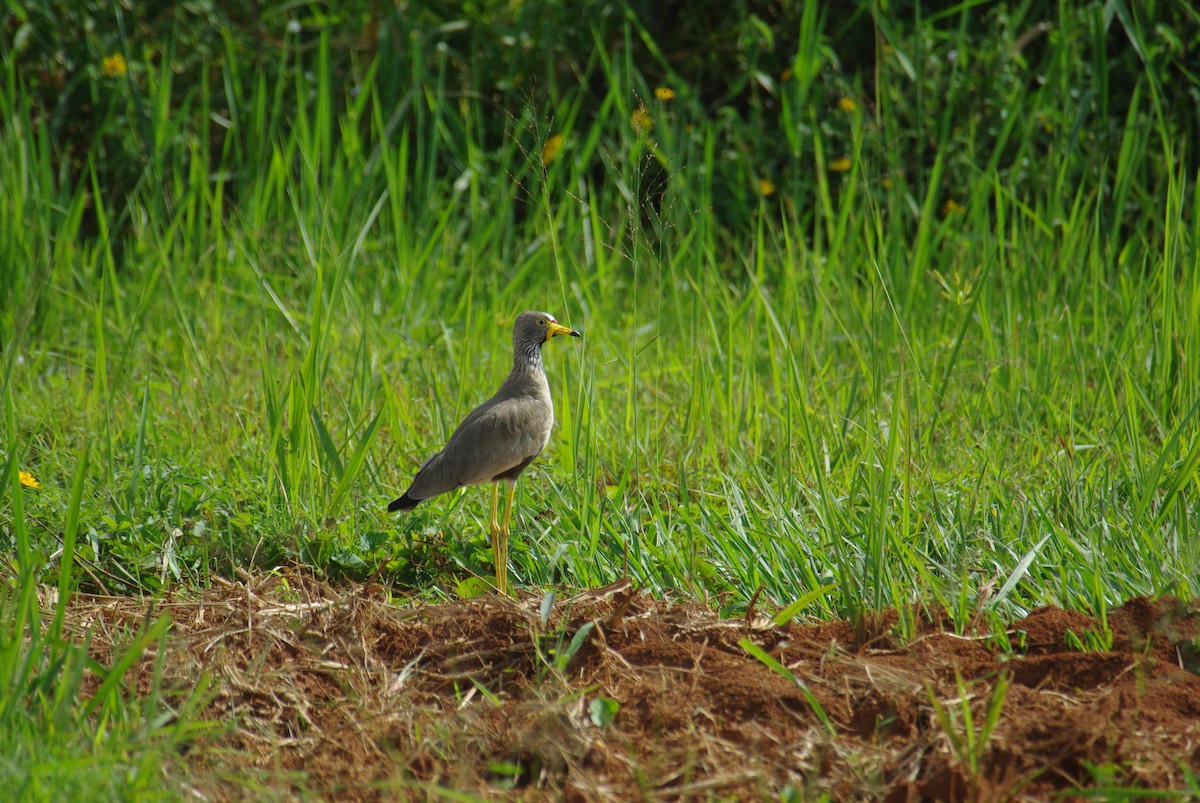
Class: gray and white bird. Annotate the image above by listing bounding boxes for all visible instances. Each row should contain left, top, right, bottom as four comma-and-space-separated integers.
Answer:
388, 311, 581, 593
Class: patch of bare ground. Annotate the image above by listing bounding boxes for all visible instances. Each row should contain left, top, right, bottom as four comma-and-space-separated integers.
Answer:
71, 575, 1200, 800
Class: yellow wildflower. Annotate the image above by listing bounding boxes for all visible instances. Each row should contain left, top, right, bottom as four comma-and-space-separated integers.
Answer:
942, 198, 965, 216
19, 471, 40, 489
100, 53, 127, 79
541, 133, 565, 166
830, 157, 852, 173
654, 86, 676, 101
632, 106, 653, 134
781, 67, 793, 82
757, 179, 777, 197
838, 97, 857, 113
881, 176, 893, 190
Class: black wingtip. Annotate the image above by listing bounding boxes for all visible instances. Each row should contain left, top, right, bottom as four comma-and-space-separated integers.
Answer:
387, 494, 419, 513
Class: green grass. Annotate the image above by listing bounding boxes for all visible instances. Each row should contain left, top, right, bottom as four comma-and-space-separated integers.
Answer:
1, 1, 1199, 790
0, 408, 208, 799
3, 4, 1197, 617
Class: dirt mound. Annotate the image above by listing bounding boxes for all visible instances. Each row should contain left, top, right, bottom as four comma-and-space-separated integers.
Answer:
74, 576, 1200, 799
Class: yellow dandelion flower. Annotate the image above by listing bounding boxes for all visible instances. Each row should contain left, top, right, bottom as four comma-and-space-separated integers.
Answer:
881, 176, 893, 190
19, 471, 40, 489
100, 53, 127, 79
654, 86, 676, 101
757, 179, 777, 197
632, 106, 653, 134
541, 133, 565, 166
838, 97, 857, 113
830, 157, 852, 173
942, 198, 965, 216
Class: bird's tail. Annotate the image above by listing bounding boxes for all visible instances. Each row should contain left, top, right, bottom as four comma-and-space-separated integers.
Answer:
387, 493, 419, 513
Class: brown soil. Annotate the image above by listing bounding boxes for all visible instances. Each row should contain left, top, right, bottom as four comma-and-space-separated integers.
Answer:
74, 575, 1200, 800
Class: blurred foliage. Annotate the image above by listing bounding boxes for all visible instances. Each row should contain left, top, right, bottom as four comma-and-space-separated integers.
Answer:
3, 0, 1198, 245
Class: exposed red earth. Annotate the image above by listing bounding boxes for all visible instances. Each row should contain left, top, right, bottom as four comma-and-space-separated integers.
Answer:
74, 575, 1200, 800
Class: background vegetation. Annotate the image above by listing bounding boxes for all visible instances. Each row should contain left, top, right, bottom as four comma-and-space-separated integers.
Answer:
1, 0, 1199, 790
5, 0, 1200, 611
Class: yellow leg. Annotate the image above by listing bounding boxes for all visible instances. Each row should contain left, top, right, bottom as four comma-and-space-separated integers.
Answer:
489, 484, 503, 593
489, 482, 500, 535
498, 483, 516, 594
501, 483, 516, 537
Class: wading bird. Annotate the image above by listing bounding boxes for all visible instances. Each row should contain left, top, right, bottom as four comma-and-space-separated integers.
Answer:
388, 311, 581, 594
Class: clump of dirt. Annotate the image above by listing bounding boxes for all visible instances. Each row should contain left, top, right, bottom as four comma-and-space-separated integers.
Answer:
71, 575, 1200, 800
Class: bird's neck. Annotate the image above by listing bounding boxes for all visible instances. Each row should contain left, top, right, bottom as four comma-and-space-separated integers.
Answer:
514, 341, 544, 371
499, 343, 549, 398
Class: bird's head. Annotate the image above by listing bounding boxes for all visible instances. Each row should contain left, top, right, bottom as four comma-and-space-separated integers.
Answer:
515, 311, 581, 348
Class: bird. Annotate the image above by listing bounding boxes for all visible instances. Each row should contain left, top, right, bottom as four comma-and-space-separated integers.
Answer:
388, 311, 581, 594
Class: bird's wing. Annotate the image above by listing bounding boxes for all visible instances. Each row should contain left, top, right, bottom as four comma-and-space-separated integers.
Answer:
401, 395, 553, 502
